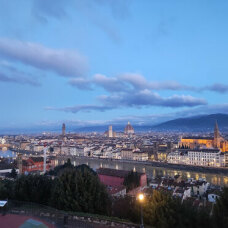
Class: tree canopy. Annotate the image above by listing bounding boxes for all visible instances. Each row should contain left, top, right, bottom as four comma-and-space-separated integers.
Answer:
123, 170, 140, 191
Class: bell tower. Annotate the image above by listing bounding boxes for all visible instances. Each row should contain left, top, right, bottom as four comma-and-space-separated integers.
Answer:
214, 120, 220, 148
62, 123, 66, 136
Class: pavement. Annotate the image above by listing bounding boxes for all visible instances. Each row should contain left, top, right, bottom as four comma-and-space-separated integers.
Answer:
0, 214, 55, 228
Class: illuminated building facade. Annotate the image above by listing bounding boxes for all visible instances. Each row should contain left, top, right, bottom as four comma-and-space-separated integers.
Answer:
180, 122, 228, 152
104, 125, 116, 138
167, 149, 225, 167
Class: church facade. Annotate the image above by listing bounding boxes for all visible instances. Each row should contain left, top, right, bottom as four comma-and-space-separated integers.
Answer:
180, 122, 228, 152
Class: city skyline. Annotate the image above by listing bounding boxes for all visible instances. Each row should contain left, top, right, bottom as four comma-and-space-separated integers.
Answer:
1, 0, 228, 131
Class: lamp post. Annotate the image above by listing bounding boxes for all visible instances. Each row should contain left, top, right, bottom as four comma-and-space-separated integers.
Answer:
138, 193, 144, 228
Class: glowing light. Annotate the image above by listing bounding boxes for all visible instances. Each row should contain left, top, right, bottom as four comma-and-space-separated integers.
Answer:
138, 193, 144, 202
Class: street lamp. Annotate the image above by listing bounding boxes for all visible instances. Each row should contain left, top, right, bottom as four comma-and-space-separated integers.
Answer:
138, 193, 144, 228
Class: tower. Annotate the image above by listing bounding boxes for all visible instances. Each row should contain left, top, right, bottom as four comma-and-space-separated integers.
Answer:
62, 123, 66, 136
214, 120, 220, 148
108, 125, 113, 137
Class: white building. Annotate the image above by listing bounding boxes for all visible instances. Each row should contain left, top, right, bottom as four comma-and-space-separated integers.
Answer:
167, 149, 225, 167
188, 149, 225, 167
208, 193, 220, 203
133, 151, 149, 161
167, 150, 189, 164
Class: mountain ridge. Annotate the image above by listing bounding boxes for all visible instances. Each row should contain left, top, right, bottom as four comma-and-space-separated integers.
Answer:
152, 113, 228, 132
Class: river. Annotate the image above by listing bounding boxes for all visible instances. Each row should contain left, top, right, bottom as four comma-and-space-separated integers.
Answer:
2, 149, 228, 186
56, 156, 228, 186
0, 149, 16, 158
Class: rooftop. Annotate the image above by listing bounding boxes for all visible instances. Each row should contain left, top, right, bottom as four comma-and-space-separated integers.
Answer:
97, 168, 144, 178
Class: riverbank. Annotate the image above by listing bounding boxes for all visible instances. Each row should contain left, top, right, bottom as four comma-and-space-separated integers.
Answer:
58, 155, 228, 175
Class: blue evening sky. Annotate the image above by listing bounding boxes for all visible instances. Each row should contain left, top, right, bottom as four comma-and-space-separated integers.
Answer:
0, 0, 228, 131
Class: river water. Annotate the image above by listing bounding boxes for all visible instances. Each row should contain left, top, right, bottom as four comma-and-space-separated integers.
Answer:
2, 149, 227, 186
56, 156, 228, 186
0, 150, 16, 158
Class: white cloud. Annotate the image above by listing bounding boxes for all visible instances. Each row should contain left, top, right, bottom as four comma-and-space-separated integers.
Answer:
0, 38, 88, 78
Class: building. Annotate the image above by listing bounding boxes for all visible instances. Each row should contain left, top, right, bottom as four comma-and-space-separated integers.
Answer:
133, 151, 148, 161
124, 122, 134, 134
167, 150, 189, 165
180, 122, 228, 152
108, 125, 113, 137
188, 149, 225, 167
104, 125, 116, 138
107, 185, 126, 197
62, 123, 66, 136
121, 148, 133, 160
22, 157, 54, 173
97, 168, 147, 188
167, 148, 225, 167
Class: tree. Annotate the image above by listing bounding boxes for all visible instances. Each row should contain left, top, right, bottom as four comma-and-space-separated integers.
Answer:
9, 167, 17, 179
13, 174, 53, 204
112, 195, 140, 223
142, 190, 212, 228
213, 187, 228, 228
47, 158, 74, 176
123, 171, 140, 191
50, 164, 111, 215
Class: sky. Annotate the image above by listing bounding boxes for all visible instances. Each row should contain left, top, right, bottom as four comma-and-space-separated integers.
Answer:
1, 0, 228, 132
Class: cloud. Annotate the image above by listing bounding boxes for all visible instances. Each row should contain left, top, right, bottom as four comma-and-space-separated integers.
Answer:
99, 90, 207, 108
65, 73, 208, 114
69, 73, 191, 92
0, 71, 40, 86
32, 0, 130, 22
32, 0, 69, 23
203, 84, 228, 93
93, 0, 131, 20
69, 72, 228, 95
0, 38, 88, 78
47, 90, 206, 115
69, 73, 127, 92
31, 0, 129, 43
0, 62, 41, 86
93, 74, 127, 92
45, 104, 113, 113
69, 78, 92, 90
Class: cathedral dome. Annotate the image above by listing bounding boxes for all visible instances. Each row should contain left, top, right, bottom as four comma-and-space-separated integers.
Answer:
124, 121, 134, 134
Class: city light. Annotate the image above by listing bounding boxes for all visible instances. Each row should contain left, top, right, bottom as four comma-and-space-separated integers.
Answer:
138, 193, 144, 202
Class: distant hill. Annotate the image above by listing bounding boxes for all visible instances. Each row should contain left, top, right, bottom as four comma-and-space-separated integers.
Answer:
152, 113, 228, 132
2, 113, 228, 134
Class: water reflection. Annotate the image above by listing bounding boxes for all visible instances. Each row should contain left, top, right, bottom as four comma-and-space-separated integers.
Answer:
59, 157, 228, 186
0, 150, 16, 158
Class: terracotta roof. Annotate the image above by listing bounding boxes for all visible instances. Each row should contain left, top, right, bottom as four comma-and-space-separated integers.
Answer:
30, 157, 44, 162
107, 185, 126, 195
124, 122, 134, 133
182, 136, 213, 140
97, 168, 129, 178
97, 168, 144, 178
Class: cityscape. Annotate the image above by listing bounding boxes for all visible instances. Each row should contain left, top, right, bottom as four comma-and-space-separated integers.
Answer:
1, 1, 228, 228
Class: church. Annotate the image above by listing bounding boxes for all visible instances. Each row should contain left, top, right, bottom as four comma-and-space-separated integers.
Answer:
180, 121, 228, 152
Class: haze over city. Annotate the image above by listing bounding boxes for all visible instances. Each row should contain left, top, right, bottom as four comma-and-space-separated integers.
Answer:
1, 0, 228, 133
